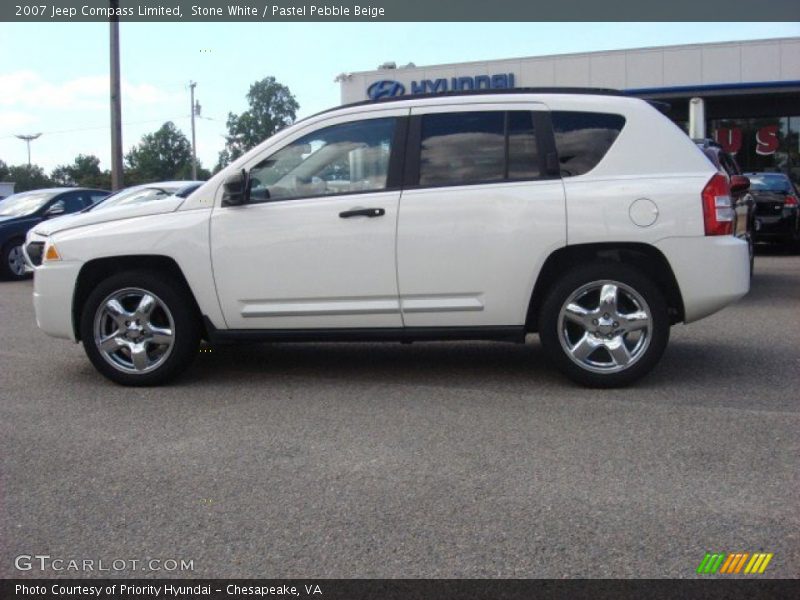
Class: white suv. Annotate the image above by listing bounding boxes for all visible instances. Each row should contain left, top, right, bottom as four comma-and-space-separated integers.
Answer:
25, 90, 750, 387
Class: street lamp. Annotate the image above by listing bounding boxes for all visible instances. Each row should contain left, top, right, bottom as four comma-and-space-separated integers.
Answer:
15, 133, 42, 166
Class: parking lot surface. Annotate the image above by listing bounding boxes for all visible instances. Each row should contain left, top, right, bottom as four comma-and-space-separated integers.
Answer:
1, 252, 798, 578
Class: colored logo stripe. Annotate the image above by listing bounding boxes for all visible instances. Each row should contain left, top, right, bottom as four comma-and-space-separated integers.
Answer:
744, 553, 774, 574
697, 553, 726, 574
719, 553, 749, 573
697, 552, 774, 574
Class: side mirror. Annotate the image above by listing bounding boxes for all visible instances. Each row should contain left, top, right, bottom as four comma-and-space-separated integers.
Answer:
730, 175, 750, 194
221, 169, 250, 207
44, 203, 65, 217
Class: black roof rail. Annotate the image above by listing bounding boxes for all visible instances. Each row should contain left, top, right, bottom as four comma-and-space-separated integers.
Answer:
303, 87, 628, 122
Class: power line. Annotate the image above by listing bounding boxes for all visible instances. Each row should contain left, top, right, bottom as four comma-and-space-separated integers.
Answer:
0, 116, 190, 140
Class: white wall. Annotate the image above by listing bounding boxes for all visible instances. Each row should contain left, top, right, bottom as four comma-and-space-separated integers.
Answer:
339, 37, 800, 103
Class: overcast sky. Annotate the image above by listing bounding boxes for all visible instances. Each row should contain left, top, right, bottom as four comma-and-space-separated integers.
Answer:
1, 22, 798, 174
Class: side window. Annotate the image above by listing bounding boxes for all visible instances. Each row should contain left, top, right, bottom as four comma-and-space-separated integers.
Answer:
551, 111, 626, 177
89, 192, 109, 206
248, 117, 396, 202
51, 193, 85, 214
417, 111, 541, 187
419, 112, 505, 186
507, 111, 540, 180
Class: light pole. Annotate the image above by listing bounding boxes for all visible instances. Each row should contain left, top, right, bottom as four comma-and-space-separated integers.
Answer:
189, 81, 198, 180
109, 0, 124, 190
15, 133, 41, 166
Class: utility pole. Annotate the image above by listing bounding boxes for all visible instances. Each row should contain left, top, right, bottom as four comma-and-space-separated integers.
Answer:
189, 81, 198, 180
15, 133, 41, 166
109, 0, 124, 190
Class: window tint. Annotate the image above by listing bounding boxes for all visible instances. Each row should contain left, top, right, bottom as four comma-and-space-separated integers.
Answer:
249, 118, 396, 202
551, 111, 626, 177
420, 112, 505, 186
507, 111, 540, 180
89, 192, 109, 205
419, 111, 540, 186
59, 193, 88, 214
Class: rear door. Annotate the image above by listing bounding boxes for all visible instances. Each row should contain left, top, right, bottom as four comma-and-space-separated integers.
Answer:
397, 103, 566, 327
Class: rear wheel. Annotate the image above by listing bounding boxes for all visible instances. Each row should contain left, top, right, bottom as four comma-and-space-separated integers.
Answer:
80, 270, 200, 386
539, 263, 670, 387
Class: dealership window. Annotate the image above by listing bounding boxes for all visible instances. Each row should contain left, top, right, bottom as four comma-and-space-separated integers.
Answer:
710, 116, 800, 184
248, 117, 396, 202
418, 111, 540, 186
551, 111, 626, 177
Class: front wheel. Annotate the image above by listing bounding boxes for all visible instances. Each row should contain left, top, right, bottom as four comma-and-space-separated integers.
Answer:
1, 240, 29, 280
539, 263, 670, 388
80, 270, 200, 386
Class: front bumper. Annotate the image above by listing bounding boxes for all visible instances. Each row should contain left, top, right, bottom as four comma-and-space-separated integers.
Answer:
33, 259, 82, 341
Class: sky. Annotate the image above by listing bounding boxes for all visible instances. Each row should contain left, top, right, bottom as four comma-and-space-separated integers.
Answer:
1, 21, 799, 174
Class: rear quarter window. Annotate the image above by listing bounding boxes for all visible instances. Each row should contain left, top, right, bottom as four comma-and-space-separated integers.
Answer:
551, 111, 626, 177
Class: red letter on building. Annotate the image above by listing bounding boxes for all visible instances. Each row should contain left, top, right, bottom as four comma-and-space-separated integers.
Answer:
714, 128, 742, 154
756, 125, 779, 155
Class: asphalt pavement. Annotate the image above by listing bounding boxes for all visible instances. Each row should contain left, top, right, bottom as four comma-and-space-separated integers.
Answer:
1, 251, 798, 578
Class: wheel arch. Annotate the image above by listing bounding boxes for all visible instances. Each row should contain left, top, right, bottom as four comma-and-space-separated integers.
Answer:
525, 242, 685, 332
72, 255, 204, 341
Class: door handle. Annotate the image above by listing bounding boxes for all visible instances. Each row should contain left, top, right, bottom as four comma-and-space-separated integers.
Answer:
339, 207, 385, 218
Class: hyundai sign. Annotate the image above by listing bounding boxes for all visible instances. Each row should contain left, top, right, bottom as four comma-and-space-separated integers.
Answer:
367, 73, 516, 100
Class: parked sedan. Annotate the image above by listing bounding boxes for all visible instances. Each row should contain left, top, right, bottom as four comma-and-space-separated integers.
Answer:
87, 181, 203, 212
747, 172, 800, 246
0, 187, 109, 280
695, 139, 755, 272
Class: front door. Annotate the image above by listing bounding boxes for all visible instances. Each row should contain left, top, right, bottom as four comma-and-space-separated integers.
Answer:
211, 113, 406, 330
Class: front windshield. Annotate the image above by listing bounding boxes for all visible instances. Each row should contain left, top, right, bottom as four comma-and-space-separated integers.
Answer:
92, 186, 177, 211
0, 191, 56, 217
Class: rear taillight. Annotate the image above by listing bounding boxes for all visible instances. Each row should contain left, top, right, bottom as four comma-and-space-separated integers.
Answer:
785, 195, 798, 207
702, 173, 734, 236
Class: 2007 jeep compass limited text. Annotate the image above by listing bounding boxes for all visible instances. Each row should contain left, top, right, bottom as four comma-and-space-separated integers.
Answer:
25, 90, 750, 387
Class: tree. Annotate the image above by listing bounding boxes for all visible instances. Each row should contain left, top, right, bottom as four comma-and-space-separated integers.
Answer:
125, 121, 195, 183
51, 154, 111, 189
6, 164, 52, 192
0, 159, 9, 182
217, 77, 299, 170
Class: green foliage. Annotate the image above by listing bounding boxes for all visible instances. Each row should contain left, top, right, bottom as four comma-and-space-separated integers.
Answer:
51, 154, 111, 189
5, 164, 53, 192
217, 77, 299, 170
125, 121, 195, 184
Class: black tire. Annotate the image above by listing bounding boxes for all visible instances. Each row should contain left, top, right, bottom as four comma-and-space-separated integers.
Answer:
1, 239, 30, 281
79, 270, 200, 386
538, 262, 670, 388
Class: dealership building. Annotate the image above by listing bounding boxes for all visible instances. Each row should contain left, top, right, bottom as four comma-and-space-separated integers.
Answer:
337, 37, 800, 182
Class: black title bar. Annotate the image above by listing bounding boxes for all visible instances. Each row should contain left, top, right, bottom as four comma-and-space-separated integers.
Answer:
3, 0, 799, 22
3, 579, 800, 600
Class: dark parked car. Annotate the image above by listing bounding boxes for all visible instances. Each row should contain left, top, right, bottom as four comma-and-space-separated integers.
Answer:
0, 187, 109, 280
695, 139, 755, 272
746, 172, 800, 246
86, 180, 203, 212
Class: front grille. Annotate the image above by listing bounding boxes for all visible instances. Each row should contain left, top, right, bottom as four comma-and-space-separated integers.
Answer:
26, 241, 44, 267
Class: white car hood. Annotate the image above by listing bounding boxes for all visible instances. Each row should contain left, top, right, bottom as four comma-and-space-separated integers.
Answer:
33, 196, 184, 236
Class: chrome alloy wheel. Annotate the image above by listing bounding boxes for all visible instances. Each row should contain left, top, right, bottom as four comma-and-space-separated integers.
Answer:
557, 280, 652, 374
93, 288, 175, 374
8, 245, 25, 277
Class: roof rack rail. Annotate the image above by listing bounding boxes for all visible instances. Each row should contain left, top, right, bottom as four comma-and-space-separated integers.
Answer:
304, 87, 627, 121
